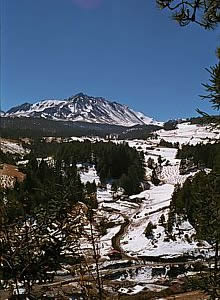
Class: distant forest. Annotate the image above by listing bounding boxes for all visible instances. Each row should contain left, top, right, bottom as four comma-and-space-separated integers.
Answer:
0, 117, 161, 139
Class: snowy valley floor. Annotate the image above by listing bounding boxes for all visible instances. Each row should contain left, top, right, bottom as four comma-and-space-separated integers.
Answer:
1, 122, 219, 298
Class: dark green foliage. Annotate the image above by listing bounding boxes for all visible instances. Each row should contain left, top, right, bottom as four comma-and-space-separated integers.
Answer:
197, 51, 220, 123
166, 211, 176, 234
94, 142, 145, 194
147, 157, 155, 169
86, 180, 97, 194
199, 62, 220, 111
169, 142, 220, 298
158, 155, 162, 166
159, 214, 166, 226
144, 221, 157, 238
0, 158, 83, 291
0, 117, 160, 139
177, 142, 220, 171
3, 140, 145, 217
157, 0, 220, 29
2, 157, 85, 223
85, 181, 98, 209
25, 140, 145, 195
0, 149, 16, 164
189, 115, 220, 125
118, 124, 162, 139
169, 171, 220, 243
0, 149, 87, 295
151, 168, 160, 186
159, 139, 179, 148
0, 191, 81, 295
163, 120, 178, 131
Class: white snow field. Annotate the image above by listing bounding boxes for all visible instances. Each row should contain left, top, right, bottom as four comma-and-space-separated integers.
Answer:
154, 123, 220, 145
77, 164, 101, 185
75, 122, 219, 260
118, 134, 211, 258
0, 139, 30, 155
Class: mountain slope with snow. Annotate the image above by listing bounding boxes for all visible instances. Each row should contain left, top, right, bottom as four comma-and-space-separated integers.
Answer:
154, 122, 220, 145
6, 93, 160, 127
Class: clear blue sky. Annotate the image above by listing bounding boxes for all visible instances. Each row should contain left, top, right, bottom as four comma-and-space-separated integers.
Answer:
1, 0, 219, 120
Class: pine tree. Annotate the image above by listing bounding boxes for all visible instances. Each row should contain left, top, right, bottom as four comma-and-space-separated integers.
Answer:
151, 167, 160, 186
193, 173, 220, 299
145, 221, 156, 238
159, 214, 166, 226
157, 0, 220, 29
170, 171, 220, 299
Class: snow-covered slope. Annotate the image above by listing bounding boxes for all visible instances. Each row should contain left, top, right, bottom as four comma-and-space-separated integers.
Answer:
0, 139, 30, 156
155, 122, 220, 145
6, 93, 159, 127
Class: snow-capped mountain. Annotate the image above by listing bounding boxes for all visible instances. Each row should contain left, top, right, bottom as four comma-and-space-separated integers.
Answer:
6, 93, 160, 127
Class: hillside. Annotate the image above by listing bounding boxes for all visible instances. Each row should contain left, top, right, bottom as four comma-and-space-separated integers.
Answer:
0, 121, 219, 299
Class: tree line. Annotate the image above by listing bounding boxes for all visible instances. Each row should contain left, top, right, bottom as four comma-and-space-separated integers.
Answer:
177, 142, 220, 171
167, 141, 220, 298
25, 140, 145, 195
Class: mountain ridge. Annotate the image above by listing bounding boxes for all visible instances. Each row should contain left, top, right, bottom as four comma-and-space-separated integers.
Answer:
4, 93, 162, 127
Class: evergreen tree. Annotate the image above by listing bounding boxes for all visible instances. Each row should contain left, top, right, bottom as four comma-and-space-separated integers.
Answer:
151, 167, 160, 186
144, 221, 156, 238
157, 0, 219, 29
0, 185, 82, 297
159, 214, 166, 226
170, 172, 220, 298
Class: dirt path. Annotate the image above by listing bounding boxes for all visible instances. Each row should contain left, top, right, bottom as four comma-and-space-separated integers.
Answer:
111, 216, 133, 260
111, 197, 148, 261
